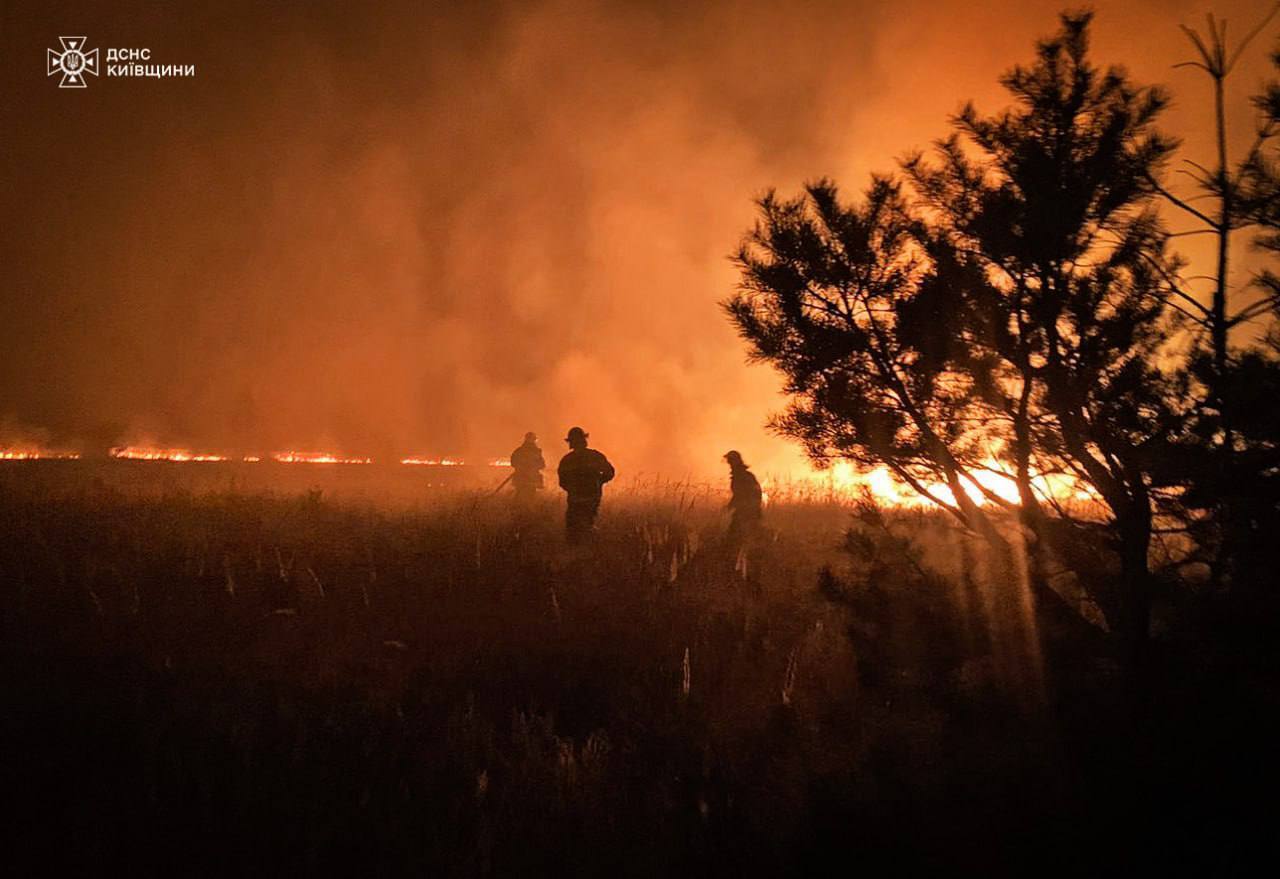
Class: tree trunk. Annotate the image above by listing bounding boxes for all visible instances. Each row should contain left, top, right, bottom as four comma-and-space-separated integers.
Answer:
1116, 508, 1153, 669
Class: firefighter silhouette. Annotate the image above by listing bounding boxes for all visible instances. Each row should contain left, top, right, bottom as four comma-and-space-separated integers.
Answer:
724, 450, 762, 545
509, 431, 545, 504
557, 426, 615, 543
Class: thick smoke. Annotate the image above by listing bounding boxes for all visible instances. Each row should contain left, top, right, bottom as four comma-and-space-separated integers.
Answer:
0, 0, 1272, 476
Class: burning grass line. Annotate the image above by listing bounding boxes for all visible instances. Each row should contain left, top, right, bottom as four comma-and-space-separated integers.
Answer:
0, 450, 80, 460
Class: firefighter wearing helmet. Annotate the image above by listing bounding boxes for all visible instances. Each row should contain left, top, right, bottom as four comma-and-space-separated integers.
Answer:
509, 431, 545, 504
724, 449, 763, 544
557, 426, 615, 543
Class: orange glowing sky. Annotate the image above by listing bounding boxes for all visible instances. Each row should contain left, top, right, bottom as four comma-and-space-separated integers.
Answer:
1, 0, 1275, 480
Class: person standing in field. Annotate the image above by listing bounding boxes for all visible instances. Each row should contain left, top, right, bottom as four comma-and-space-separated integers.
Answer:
509, 431, 545, 504
724, 450, 762, 545
557, 426, 615, 543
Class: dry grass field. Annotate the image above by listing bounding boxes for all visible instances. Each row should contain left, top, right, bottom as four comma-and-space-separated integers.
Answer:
0, 462, 1275, 875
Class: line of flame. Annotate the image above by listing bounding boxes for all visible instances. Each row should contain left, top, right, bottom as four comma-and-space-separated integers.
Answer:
0, 450, 81, 460
272, 452, 374, 465
110, 446, 228, 462
8, 447, 1095, 508
6, 446, 518, 466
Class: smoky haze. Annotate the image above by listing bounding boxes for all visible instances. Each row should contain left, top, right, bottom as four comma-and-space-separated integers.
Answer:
0, 0, 1273, 476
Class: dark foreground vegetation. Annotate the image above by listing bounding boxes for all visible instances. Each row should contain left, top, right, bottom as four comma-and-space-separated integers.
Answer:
2, 475, 1277, 876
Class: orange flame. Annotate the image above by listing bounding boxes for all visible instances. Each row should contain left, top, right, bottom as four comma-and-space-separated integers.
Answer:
0, 449, 81, 460
93, 449, 515, 466
818, 460, 1097, 508
271, 451, 373, 464
110, 446, 227, 462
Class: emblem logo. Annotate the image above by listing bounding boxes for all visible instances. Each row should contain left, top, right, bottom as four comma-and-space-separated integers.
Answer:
48, 37, 99, 88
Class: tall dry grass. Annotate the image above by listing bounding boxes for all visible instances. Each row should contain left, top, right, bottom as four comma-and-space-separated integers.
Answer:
0, 469, 1273, 874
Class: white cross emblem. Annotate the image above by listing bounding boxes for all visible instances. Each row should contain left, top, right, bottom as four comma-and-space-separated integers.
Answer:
48, 37, 99, 88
